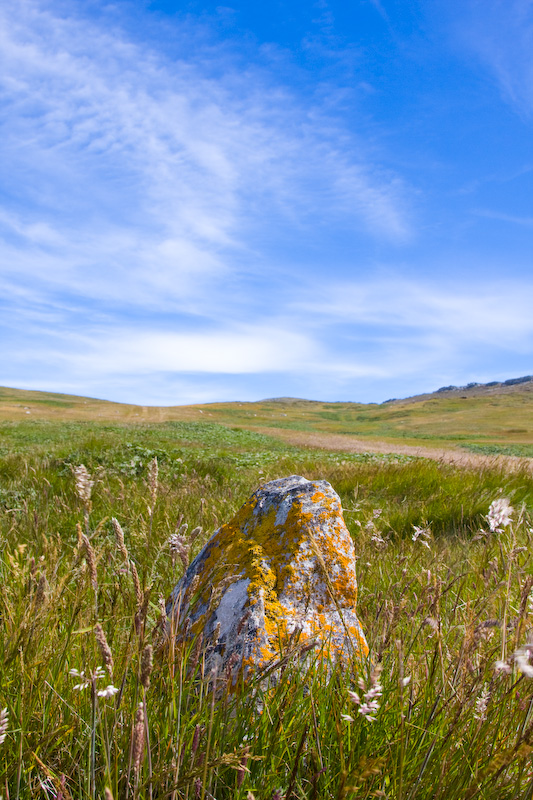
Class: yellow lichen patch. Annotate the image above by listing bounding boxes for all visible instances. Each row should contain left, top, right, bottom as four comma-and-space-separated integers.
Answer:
170, 476, 369, 674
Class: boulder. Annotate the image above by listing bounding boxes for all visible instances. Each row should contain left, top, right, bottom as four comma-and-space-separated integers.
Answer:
167, 475, 368, 679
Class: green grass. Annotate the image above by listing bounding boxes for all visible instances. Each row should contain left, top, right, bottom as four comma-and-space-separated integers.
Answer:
3, 381, 533, 455
463, 443, 533, 459
2, 419, 533, 797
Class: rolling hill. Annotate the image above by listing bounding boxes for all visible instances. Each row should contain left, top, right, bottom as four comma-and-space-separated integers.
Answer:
1, 377, 533, 459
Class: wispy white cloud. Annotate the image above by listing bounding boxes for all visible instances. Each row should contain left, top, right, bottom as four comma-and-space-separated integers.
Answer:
71, 325, 318, 375
0, 0, 411, 316
3, 0, 531, 405
5, 272, 531, 404
296, 277, 533, 350
473, 209, 533, 227
449, 0, 533, 117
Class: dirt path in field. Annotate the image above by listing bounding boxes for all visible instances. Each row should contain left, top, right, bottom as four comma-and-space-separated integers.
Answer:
253, 427, 533, 473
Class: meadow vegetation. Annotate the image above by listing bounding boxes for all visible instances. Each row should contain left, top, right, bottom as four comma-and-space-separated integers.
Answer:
1, 414, 533, 797
3, 382, 533, 455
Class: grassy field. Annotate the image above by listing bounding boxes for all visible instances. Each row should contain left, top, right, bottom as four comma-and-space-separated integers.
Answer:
2, 388, 533, 797
2, 380, 533, 455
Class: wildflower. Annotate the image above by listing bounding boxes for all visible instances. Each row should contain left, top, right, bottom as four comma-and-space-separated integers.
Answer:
494, 660, 512, 674
70, 665, 106, 691
347, 668, 383, 722
514, 646, 533, 677
474, 684, 490, 721
97, 685, 119, 698
341, 713, 355, 722
486, 498, 513, 533
0, 707, 8, 745
370, 530, 388, 549
73, 679, 91, 691
74, 464, 93, 504
412, 525, 432, 548
70, 669, 91, 691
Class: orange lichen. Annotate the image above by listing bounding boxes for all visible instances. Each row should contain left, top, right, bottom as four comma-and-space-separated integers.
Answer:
172, 476, 369, 670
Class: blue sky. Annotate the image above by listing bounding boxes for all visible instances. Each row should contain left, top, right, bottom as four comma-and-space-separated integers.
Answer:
1, 0, 532, 404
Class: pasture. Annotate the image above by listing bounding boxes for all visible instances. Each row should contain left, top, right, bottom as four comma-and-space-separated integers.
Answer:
1, 390, 533, 798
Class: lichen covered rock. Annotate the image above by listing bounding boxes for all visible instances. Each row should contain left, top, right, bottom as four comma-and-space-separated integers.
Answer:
167, 475, 368, 678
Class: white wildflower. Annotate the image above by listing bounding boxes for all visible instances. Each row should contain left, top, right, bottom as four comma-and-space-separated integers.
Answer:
412, 525, 432, 548
486, 498, 513, 533
347, 670, 383, 722
97, 685, 119, 699
70, 665, 107, 692
494, 660, 512, 674
73, 680, 91, 691
370, 530, 388, 549
514, 646, 533, 678
340, 713, 355, 722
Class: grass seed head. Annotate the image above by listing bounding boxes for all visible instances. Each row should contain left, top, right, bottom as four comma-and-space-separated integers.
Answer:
148, 456, 158, 508
111, 517, 129, 562
140, 644, 153, 690
130, 560, 143, 608
0, 707, 8, 745
168, 533, 189, 569
82, 534, 98, 590
474, 684, 490, 721
74, 464, 93, 505
94, 623, 114, 677
132, 702, 145, 778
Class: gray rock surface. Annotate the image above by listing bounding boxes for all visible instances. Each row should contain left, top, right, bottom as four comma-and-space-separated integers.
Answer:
167, 475, 368, 679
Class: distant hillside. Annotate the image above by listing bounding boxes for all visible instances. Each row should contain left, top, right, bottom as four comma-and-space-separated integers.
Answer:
384, 375, 533, 405
1, 377, 533, 457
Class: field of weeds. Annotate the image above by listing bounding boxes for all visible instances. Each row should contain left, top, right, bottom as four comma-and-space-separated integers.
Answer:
2, 419, 533, 798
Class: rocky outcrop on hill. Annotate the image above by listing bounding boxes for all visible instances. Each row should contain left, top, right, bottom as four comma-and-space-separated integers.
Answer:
167, 475, 368, 681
